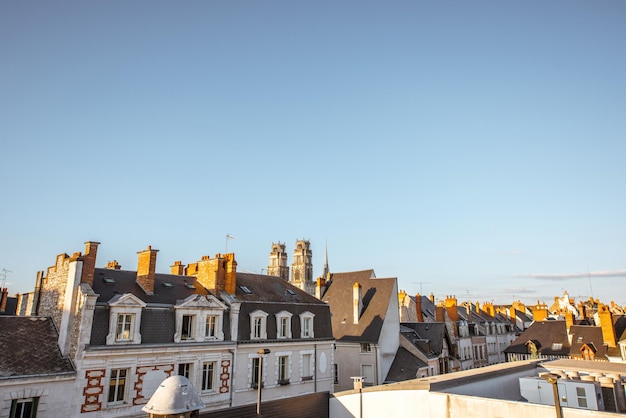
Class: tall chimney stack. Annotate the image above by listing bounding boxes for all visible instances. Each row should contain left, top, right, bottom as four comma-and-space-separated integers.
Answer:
415, 294, 423, 322
353, 282, 362, 324
136, 246, 158, 295
80, 241, 100, 287
170, 261, 185, 275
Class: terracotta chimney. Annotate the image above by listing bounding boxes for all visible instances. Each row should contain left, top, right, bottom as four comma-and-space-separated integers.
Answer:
598, 304, 616, 347
435, 305, 445, 322
106, 260, 121, 270
170, 261, 185, 275
195, 253, 237, 295
136, 246, 158, 295
445, 295, 459, 321
353, 282, 362, 324
415, 294, 423, 322
80, 241, 100, 286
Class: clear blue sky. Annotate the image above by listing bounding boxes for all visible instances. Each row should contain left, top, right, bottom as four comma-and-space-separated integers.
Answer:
1, 1, 625, 307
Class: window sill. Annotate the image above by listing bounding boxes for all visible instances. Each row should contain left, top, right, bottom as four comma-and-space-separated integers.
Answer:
302, 376, 313, 381
278, 379, 290, 386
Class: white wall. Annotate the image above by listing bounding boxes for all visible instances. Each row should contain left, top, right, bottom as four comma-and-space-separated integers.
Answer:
0, 375, 76, 418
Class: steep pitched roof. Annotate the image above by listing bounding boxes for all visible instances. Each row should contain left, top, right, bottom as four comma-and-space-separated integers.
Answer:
322, 270, 397, 343
569, 325, 608, 359
504, 320, 570, 356
385, 346, 428, 383
401, 322, 449, 356
0, 316, 75, 378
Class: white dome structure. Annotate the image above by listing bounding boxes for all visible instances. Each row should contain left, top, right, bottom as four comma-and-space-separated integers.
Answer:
142, 375, 205, 416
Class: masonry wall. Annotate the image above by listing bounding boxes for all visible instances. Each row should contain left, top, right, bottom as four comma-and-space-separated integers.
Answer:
37, 253, 75, 326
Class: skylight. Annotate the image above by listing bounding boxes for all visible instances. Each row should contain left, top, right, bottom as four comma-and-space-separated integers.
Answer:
162, 282, 173, 288
239, 285, 253, 294
103, 277, 115, 285
185, 283, 195, 289
286, 289, 297, 296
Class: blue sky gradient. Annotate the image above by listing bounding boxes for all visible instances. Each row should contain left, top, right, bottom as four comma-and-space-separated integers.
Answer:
1, 1, 625, 306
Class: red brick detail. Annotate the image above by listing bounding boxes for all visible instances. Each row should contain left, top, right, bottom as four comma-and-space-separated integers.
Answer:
81, 369, 106, 413
133, 364, 174, 406
219, 359, 231, 394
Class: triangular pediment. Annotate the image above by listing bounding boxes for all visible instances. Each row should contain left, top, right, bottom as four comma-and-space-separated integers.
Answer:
108, 293, 147, 308
176, 294, 228, 310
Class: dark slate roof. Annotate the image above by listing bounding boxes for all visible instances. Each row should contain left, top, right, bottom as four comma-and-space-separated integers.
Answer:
88, 269, 332, 345
401, 322, 448, 356
569, 325, 608, 359
322, 270, 397, 343
409, 294, 438, 321
0, 316, 75, 378
504, 320, 570, 356
385, 346, 428, 383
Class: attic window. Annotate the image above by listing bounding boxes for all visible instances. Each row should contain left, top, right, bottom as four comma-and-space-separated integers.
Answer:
577, 336, 583, 343
286, 289, 297, 296
185, 283, 195, 289
103, 277, 116, 285
552, 343, 563, 350
240, 285, 253, 294
162, 282, 173, 288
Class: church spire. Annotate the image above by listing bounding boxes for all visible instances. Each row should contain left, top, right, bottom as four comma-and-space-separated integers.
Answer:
322, 240, 329, 279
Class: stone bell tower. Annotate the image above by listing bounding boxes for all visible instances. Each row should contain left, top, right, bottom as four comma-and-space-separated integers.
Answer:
267, 242, 289, 281
291, 239, 314, 295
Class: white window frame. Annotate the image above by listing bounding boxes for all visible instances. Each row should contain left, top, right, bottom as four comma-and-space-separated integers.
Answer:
205, 314, 218, 338
276, 310, 293, 339
361, 364, 374, 386
300, 311, 315, 338
107, 368, 129, 406
301, 352, 313, 380
250, 310, 269, 340
277, 355, 290, 383
201, 361, 217, 392
181, 314, 195, 340
174, 295, 227, 342
360, 343, 372, 353
106, 294, 145, 345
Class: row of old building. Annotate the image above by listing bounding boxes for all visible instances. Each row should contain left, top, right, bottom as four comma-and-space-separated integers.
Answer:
2, 240, 626, 417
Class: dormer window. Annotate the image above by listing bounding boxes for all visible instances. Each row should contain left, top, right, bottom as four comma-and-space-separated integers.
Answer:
106, 294, 146, 345
300, 311, 315, 338
250, 310, 269, 340
276, 311, 293, 339
174, 295, 227, 343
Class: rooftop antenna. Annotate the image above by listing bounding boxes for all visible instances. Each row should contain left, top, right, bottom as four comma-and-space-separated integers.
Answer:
0, 268, 12, 287
225, 234, 235, 253
587, 267, 594, 299
412, 281, 431, 295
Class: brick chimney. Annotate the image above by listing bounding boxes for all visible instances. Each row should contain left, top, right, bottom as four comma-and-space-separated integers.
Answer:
435, 305, 445, 322
598, 304, 616, 347
80, 241, 100, 287
315, 276, 327, 299
136, 246, 158, 295
531, 301, 548, 321
445, 295, 459, 321
196, 253, 237, 295
170, 261, 185, 275
0, 287, 8, 313
415, 294, 423, 322
353, 282, 362, 324
106, 260, 121, 270
429, 293, 435, 304
465, 302, 472, 323
565, 311, 574, 331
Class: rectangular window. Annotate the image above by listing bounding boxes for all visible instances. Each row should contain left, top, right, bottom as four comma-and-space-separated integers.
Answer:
251, 357, 260, 386
253, 317, 262, 339
278, 356, 289, 382
116, 314, 133, 341
206, 315, 217, 338
108, 368, 128, 404
361, 364, 374, 386
10, 398, 39, 418
360, 343, 371, 353
202, 362, 216, 391
303, 317, 312, 337
302, 353, 312, 379
279, 317, 289, 338
333, 364, 339, 385
576, 387, 588, 407
182, 315, 194, 340
178, 363, 192, 379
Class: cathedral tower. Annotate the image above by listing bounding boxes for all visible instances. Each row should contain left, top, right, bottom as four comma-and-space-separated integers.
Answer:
267, 242, 289, 281
291, 239, 314, 295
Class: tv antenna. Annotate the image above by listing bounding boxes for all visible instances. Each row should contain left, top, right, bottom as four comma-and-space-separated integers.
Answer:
412, 281, 431, 294
225, 234, 235, 252
1, 268, 12, 287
